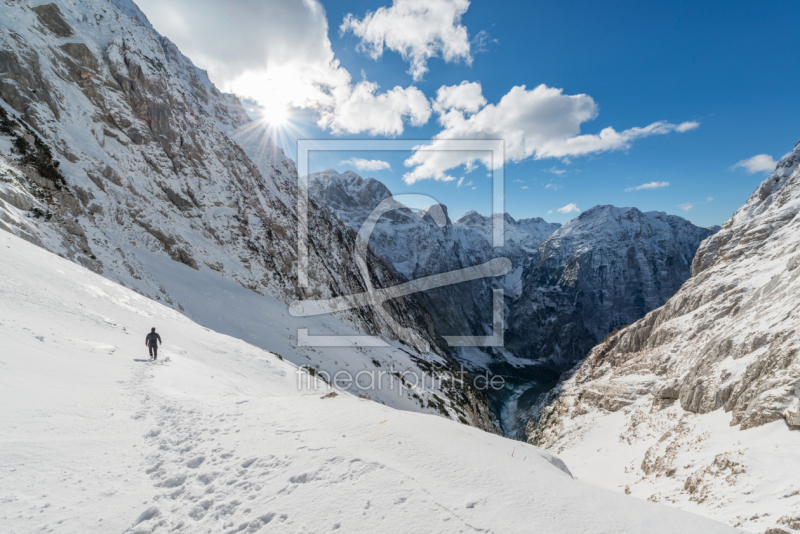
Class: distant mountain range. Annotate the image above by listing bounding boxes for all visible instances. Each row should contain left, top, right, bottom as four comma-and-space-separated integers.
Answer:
308, 169, 716, 436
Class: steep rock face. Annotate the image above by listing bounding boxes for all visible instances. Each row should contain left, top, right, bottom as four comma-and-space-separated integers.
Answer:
0, 0, 495, 430
507, 205, 717, 369
530, 144, 800, 532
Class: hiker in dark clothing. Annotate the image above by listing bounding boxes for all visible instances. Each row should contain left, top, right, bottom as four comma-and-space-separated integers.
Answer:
145, 327, 162, 360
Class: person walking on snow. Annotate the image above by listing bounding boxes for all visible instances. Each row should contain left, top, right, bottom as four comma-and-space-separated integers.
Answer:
146, 327, 162, 360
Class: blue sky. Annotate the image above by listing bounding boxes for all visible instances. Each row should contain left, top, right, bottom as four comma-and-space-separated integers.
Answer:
138, 0, 800, 227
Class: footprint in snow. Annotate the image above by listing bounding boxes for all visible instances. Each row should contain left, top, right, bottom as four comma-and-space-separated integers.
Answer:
186, 456, 205, 469
159, 474, 186, 488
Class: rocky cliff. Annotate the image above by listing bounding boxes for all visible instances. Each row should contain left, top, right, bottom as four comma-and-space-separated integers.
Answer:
530, 143, 800, 533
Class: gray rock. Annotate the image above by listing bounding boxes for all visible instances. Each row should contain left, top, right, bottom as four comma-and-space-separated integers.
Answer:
32, 4, 74, 37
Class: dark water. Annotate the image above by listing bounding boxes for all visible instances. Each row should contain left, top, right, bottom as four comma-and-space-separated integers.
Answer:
485, 361, 562, 439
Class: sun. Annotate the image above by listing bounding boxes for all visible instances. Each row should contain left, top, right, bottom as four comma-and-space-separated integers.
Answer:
260, 101, 289, 126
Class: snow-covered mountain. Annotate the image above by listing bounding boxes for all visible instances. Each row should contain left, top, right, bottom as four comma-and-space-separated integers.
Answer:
0, 0, 494, 429
530, 144, 800, 533
0, 229, 745, 534
507, 205, 717, 368
309, 170, 715, 437
456, 209, 561, 255
309, 168, 561, 280
309, 168, 561, 347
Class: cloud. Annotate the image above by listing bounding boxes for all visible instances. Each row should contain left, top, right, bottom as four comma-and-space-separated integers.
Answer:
136, 0, 345, 109
135, 0, 431, 136
557, 203, 580, 214
339, 158, 392, 171
679, 197, 714, 211
341, 0, 472, 81
318, 82, 431, 135
543, 166, 566, 175
544, 183, 562, 190
471, 29, 496, 54
732, 154, 777, 174
456, 177, 473, 187
521, 185, 529, 189
675, 122, 700, 132
624, 181, 670, 192
433, 81, 486, 114
403, 84, 699, 184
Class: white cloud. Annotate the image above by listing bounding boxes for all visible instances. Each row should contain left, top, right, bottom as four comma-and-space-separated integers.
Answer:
544, 183, 562, 190
675, 122, 700, 132
732, 154, 777, 174
678, 203, 694, 211
707, 197, 714, 202
624, 181, 670, 192
341, 0, 472, 81
433, 81, 486, 114
546, 209, 554, 215
136, 0, 345, 110
557, 203, 580, 214
318, 82, 431, 135
135, 0, 431, 135
403, 84, 699, 184
521, 185, 529, 189
456, 177, 473, 188
339, 158, 392, 171
471, 29, 496, 54
543, 166, 566, 175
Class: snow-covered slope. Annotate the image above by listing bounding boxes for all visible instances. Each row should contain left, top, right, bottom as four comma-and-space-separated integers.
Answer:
0, 0, 494, 428
0, 230, 744, 533
530, 144, 800, 533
